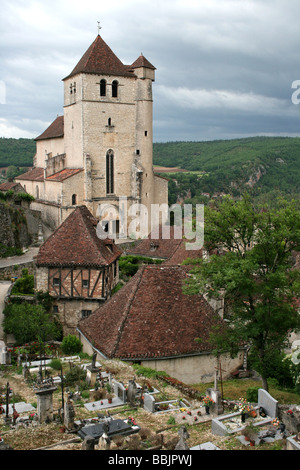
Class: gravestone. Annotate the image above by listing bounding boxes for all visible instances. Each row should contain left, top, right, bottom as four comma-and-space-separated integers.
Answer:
0, 342, 10, 365
34, 385, 57, 423
175, 426, 190, 450
143, 393, 155, 413
258, 389, 278, 418
86, 352, 100, 387
64, 398, 76, 431
113, 381, 126, 403
78, 418, 139, 442
127, 379, 137, 405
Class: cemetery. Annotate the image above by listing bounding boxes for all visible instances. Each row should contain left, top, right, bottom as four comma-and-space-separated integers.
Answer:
0, 340, 300, 451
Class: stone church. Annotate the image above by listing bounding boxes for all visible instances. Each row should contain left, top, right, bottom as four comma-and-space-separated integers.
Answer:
16, 33, 168, 235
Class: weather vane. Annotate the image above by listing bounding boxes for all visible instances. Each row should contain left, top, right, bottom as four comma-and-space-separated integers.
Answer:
97, 21, 102, 34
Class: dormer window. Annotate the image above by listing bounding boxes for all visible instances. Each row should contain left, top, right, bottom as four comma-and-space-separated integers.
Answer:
100, 79, 106, 96
112, 80, 118, 98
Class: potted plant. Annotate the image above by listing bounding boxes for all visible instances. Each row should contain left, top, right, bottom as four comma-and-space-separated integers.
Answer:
241, 422, 258, 445
107, 394, 113, 404
202, 396, 215, 414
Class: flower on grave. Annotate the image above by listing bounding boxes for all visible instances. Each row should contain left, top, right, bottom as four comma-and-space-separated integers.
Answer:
187, 411, 192, 415
180, 407, 186, 412
194, 416, 198, 421
182, 416, 186, 420
202, 396, 215, 407
127, 416, 137, 426
236, 397, 251, 413
272, 418, 280, 427
287, 409, 294, 416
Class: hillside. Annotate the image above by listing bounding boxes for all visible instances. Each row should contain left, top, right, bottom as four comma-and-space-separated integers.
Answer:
0, 136, 299, 205
153, 137, 300, 205
0, 137, 35, 168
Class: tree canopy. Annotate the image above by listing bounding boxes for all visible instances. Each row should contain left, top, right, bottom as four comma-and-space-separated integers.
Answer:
183, 195, 300, 390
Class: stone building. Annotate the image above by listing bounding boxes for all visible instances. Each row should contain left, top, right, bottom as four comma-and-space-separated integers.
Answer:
77, 264, 244, 384
16, 33, 168, 234
35, 205, 122, 335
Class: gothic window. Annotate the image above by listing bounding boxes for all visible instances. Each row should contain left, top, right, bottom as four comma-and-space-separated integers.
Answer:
100, 79, 106, 96
72, 194, 77, 205
106, 149, 114, 194
112, 80, 118, 98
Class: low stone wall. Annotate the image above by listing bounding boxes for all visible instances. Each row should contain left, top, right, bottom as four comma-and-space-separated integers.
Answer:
0, 261, 34, 281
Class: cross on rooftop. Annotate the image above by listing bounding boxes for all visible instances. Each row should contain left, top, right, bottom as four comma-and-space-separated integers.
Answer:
97, 21, 102, 34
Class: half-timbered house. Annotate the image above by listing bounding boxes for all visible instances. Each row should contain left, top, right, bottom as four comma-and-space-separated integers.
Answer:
35, 205, 122, 335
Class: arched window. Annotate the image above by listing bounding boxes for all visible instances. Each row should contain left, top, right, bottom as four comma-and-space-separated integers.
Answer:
72, 194, 77, 205
100, 79, 106, 97
106, 149, 114, 194
112, 80, 118, 98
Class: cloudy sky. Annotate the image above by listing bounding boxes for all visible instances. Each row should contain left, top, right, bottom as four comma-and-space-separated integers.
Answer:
1, 0, 300, 142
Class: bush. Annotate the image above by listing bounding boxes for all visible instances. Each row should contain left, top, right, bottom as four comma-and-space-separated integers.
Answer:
246, 386, 260, 403
64, 365, 86, 386
49, 358, 62, 371
61, 335, 82, 355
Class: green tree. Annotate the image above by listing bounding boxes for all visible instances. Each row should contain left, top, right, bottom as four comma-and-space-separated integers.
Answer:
183, 195, 300, 391
3, 302, 61, 345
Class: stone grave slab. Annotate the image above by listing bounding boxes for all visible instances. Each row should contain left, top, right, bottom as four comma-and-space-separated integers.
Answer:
190, 442, 220, 450
84, 396, 124, 411
78, 418, 140, 441
7, 402, 36, 414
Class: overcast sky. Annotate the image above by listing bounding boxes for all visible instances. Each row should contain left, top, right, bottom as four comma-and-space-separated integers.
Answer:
1, 0, 300, 142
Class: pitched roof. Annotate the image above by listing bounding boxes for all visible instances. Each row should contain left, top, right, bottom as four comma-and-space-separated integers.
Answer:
36, 205, 122, 267
35, 115, 64, 141
125, 225, 202, 263
46, 168, 83, 182
15, 167, 44, 182
130, 54, 156, 70
64, 35, 135, 80
78, 265, 221, 360
0, 182, 19, 191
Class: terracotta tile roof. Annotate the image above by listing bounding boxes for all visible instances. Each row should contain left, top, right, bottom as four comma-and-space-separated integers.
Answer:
46, 168, 83, 182
78, 265, 222, 360
16, 167, 44, 182
35, 115, 64, 141
163, 240, 203, 265
36, 205, 122, 267
125, 225, 202, 263
129, 55, 156, 70
125, 225, 183, 259
64, 35, 135, 80
0, 182, 19, 191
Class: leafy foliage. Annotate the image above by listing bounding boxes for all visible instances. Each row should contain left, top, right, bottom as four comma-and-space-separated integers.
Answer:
0, 138, 35, 167
154, 137, 300, 205
183, 196, 300, 390
61, 334, 83, 355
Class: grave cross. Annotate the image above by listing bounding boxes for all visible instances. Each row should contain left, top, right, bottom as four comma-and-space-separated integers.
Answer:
214, 361, 226, 402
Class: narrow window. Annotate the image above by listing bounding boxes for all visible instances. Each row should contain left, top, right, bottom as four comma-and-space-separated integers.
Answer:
82, 279, 89, 289
100, 79, 106, 96
72, 194, 77, 205
145, 131, 148, 137
53, 305, 59, 313
36, 185, 39, 199
53, 277, 60, 287
108, 117, 112, 126
112, 80, 118, 98
106, 149, 114, 194
81, 310, 92, 319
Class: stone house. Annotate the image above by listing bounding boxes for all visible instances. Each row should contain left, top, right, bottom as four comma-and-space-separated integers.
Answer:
77, 264, 244, 384
16, 33, 168, 233
35, 205, 122, 335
